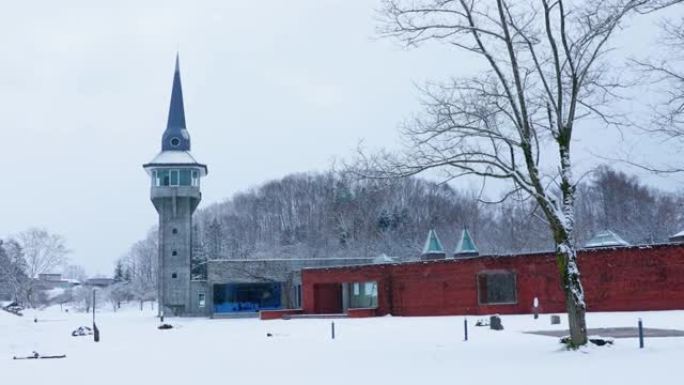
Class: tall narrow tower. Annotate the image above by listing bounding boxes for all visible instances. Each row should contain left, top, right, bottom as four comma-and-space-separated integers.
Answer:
143, 55, 207, 316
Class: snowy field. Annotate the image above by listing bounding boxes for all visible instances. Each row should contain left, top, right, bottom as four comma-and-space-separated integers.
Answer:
2, 305, 684, 385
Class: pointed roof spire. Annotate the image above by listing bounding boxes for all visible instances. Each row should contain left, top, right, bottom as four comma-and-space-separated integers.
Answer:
161, 53, 190, 151
454, 228, 479, 257
585, 229, 629, 249
421, 229, 446, 260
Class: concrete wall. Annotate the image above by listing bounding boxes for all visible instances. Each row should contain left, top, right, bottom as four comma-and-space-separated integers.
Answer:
187, 280, 210, 316
302, 243, 684, 316
153, 188, 200, 316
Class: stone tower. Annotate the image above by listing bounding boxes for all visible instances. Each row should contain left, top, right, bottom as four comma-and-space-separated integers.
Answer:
143, 55, 208, 316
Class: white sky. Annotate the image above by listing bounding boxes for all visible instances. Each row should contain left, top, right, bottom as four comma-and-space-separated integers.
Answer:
0, 0, 682, 276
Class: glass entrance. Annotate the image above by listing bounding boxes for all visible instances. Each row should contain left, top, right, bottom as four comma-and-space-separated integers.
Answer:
213, 283, 282, 313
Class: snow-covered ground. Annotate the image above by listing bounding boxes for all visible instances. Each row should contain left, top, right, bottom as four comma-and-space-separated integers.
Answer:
2, 305, 683, 385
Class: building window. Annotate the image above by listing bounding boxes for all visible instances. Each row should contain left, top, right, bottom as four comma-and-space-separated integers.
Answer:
156, 170, 171, 186
478, 271, 517, 305
198, 292, 206, 308
172, 273, 177, 279
170, 137, 181, 147
154, 168, 197, 187
170, 170, 180, 186
294, 285, 302, 308
179, 169, 192, 186
172, 228, 178, 234
348, 281, 378, 308
172, 250, 177, 256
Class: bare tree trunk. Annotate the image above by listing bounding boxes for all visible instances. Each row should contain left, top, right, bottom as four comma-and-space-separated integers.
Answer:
556, 240, 587, 346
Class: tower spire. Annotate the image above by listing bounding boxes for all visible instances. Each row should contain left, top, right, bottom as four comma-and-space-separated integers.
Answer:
162, 53, 190, 151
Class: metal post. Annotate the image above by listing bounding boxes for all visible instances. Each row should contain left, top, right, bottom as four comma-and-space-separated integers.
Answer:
464, 318, 468, 341
93, 289, 100, 342
331, 321, 335, 340
638, 318, 644, 349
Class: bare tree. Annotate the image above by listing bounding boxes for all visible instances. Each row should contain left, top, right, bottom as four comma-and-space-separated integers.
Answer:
17, 228, 69, 279
631, 16, 684, 172
15, 228, 69, 306
367, 0, 679, 346
117, 229, 158, 310
62, 264, 88, 283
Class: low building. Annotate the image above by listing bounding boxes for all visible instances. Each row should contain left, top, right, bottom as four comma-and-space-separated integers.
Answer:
84, 278, 115, 288
297, 243, 684, 318
190, 257, 375, 317
36, 273, 80, 290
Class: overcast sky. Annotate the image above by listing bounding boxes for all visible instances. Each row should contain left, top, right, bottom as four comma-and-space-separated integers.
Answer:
1, 1, 683, 276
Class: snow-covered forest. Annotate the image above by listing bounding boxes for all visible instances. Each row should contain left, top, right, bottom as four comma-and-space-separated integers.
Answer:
2, 165, 681, 308
152, 165, 684, 265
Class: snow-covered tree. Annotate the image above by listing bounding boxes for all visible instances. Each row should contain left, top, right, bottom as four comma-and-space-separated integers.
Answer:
17, 228, 69, 279
0, 239, 29, 302
365, 0, 680, 346
114, 229, 158, 310
14, 228, 69, 307
62, 264, 87, 283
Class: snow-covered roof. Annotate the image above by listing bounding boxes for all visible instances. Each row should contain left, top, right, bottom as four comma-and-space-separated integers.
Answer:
454, 228, 478, 256
585, 230, 630, 248
422, 229, 445, 255
373, 254, 396, 264
143, 151, 208, 176
670, 230, 684, 239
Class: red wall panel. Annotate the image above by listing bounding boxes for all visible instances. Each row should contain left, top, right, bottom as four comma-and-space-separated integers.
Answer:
301, 244, 684, 316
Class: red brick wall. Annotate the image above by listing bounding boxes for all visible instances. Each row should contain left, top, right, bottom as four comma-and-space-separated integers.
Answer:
301, 244, 684, 316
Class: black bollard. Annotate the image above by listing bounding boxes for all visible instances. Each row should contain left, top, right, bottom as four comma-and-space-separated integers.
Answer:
638, 318, 644, 349
464, 318, 468, 341
331, 321, 335, 340
93, 289, 100, 343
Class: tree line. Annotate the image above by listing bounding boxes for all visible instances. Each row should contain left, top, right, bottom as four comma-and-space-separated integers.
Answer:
108, 164, 683, 297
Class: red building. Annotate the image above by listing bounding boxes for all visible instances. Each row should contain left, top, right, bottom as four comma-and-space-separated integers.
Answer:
293, 243, 684, 318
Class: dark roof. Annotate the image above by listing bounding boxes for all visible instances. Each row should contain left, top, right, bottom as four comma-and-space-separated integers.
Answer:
161, 54, 191, 152
302, 242, 684, 272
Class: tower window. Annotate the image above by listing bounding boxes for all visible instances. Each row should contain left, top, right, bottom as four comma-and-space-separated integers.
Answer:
172, 273, 177, 279
172, 250, 177, 256
170, 170, 179, 186
156, 170, 171, 186
170, 137, 181, 147
179, 169, 192, 185
172, 228, 178, 234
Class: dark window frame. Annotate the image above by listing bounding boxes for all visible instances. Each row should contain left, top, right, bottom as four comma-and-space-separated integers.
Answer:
476, 270, 517, 305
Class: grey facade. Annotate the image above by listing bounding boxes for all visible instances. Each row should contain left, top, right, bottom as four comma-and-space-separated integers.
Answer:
204, 258, 373, 317
143, 55, 208, 316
